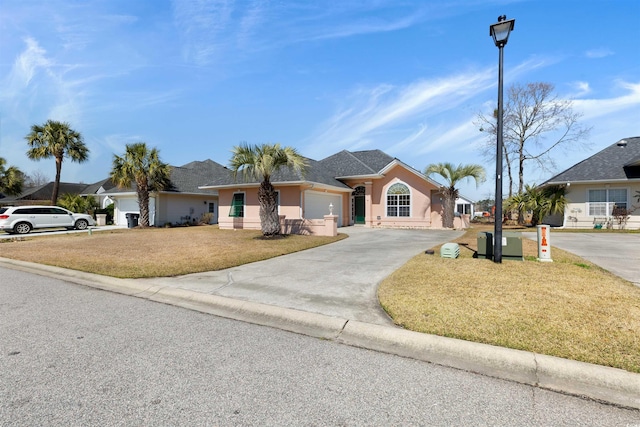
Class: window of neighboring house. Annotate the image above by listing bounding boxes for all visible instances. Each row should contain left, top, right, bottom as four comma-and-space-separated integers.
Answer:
208, 202, 215, 213
229, 193, 245, 217
387, 183, 410, 217
588, 188, 627, 216
456, 203, 472, 215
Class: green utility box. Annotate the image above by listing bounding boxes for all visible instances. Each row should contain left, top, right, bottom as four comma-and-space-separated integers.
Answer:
477, 231, 523, 261
501, 232, 524, 261
477, 232, 493, 259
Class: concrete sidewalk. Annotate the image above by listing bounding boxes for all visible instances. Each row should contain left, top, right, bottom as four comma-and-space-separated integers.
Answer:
138, 227, 464, 325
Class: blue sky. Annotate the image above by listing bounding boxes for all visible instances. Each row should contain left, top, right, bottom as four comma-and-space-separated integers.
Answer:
1, 0, 639, 201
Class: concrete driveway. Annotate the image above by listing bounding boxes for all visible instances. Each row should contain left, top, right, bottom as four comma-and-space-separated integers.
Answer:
139, 227, 464, 325
523, 232, 640, 287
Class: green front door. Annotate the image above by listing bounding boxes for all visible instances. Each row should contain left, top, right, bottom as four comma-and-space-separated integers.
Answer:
355, 195, 365, 224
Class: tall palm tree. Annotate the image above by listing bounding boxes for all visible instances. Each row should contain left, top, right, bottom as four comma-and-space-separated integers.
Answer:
110, 142, 171, 227
25, 120, 89, 205
0, 157, 24, 196
425, 162, 486, 228
230, 143, 308, 236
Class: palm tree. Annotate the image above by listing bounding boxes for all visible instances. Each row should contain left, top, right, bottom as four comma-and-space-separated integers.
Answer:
230, 143, 308, 236
25, 120, 89, 205
0, 157, 24, 196
505, 184, 567, 227
111, 142, 171, 227
425, 162, 486, 228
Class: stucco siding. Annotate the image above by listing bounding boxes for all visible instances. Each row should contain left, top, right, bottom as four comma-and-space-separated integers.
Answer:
342, 165, 438, 228
564, 183, 640, 229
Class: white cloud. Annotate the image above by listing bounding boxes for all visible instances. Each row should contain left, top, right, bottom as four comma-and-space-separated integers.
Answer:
585, 48, 614, 59
568, 81, 591, 97
573, 80, 640, 120
303, 70, 495, 157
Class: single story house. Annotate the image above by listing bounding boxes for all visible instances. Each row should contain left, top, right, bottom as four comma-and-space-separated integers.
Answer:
200, 149, 469, 232
102, 159, 227, 226
542, 136, 640, 229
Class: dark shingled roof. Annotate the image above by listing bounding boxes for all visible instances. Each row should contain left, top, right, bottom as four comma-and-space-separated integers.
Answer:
103, 159, 230, 194
0, 182, 88, 203
82, 178, 117, 195
544, 137, 640, 184
201, 157, 351, 189
319, 150, 395, 177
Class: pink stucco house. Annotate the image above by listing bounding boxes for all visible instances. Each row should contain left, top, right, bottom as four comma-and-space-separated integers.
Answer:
200, 149, 467, 233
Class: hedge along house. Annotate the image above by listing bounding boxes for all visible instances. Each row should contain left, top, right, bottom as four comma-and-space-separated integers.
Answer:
102, 159, 227, 227
542, 136, 640, 229
201, 149, 462, 234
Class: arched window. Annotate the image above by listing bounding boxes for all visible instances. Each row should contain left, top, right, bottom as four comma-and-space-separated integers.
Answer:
387, 183, 410, 217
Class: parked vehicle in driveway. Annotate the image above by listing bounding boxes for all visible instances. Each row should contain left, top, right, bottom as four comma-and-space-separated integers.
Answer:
0, 206, 95, 234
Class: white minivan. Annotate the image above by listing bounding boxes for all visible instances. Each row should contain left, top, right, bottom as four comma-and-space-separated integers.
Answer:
0, 205, 96, 234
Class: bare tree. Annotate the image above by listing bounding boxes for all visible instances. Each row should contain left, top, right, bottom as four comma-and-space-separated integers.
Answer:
23, 170, 50, 188
477, 82, 591, 196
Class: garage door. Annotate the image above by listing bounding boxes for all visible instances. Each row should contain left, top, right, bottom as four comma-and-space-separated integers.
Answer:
304, 191, 342, 226
116, 197, 156, 226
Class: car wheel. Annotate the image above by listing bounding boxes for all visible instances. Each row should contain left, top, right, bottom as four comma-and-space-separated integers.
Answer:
75, 219, 89, 230
14, 222, 32, 234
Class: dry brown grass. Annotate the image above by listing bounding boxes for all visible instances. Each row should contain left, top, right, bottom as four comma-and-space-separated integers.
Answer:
378, 224, 640, 373
0, 226, 346, 278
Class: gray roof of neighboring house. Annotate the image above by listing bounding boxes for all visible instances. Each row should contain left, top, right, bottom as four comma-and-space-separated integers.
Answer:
319, 150, 395, 177
82, 178, 117, 195
0, 182, 88, 204
544, 137, 640, 184
103, 159, 229, 195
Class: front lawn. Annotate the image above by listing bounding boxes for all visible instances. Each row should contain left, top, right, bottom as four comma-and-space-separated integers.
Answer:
0, 226, 346, 278
378, 225, 640, 373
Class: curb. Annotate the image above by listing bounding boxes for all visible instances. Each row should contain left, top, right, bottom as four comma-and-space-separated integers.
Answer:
1, 257, 638, 410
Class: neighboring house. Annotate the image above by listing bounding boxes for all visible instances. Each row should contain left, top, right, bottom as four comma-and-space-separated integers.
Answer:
0, 182, 88, 206
102, 159, 227, 226
81, 178, 118, 209
200, 149, 466, 231
542, 136, 640, 229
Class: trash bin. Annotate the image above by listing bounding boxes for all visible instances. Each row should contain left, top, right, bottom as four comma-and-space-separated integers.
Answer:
477, 231, 493, 259
125, 213, 140, 228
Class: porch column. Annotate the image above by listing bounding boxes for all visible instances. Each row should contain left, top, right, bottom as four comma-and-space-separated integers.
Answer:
364, 182, 373, 227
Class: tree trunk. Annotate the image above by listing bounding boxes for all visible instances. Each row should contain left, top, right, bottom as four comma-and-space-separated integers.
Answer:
51, 156, 63, 205
442, 187, 456, 228
258, 180, 280, 236
137, 181, 150, 227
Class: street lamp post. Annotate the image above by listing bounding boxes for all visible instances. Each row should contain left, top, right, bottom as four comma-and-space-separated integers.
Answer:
490, 15, 515, 263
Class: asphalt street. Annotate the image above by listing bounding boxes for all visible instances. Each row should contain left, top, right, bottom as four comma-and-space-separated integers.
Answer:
2, 267, 639, 426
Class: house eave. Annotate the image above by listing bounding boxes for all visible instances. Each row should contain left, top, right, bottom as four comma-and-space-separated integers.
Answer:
545, 178, 640, 186
200, 180, 352, 192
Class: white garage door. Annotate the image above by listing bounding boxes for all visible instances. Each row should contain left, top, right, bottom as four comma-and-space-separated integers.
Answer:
116, 198, 139, 226
304, 191, 342, 226
116, 197, 156, 226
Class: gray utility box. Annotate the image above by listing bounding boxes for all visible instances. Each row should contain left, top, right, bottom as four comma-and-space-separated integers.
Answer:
477, 232, 493, 259
477, 231, 523, 261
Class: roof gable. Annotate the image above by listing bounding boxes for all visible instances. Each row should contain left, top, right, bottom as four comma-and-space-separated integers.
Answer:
319, 150, 394, 177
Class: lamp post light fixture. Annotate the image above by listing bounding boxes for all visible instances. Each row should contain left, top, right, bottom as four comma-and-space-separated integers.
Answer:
490, 15, 515, 264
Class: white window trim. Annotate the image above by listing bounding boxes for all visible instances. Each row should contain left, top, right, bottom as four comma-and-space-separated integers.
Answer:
586, 187, 629, 217
385, 181, 412, 218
